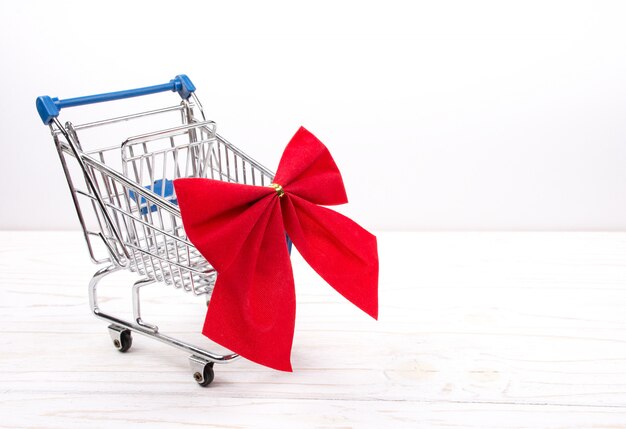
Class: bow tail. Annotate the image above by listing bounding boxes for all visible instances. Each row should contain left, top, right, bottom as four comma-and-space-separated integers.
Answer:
281, 194, 379, 320
202, 199, 296, 372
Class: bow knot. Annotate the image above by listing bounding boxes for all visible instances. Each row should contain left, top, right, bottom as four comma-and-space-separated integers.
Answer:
174, 126, 378, 371
269, 183, 285, 198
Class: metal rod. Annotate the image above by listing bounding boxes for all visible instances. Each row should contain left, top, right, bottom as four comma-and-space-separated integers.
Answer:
89, 265, 239, 364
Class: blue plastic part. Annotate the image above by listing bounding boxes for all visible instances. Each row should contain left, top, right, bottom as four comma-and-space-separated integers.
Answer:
286, 234, 293, 254
129, 179, 177, 215
36, 74, 196, 125
172, 74, 195, 99
36, 95, 60, 126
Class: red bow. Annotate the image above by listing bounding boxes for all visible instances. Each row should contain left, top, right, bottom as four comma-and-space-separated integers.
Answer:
173, 127, 378, 371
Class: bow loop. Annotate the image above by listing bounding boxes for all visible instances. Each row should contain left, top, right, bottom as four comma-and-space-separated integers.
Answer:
174, 179, 275, 273
275, 127, 348, 206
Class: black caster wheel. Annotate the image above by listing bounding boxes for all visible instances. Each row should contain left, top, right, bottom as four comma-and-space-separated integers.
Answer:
113, 329, 133, 352
193, 362, 214, 387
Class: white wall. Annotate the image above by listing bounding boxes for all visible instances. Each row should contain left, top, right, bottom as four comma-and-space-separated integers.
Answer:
1, 0, 625, 231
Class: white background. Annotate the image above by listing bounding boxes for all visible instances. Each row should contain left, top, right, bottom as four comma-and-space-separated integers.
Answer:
1, 0, 625, 231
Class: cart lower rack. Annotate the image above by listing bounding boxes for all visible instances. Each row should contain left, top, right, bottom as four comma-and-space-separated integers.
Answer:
37, 75, 276, 386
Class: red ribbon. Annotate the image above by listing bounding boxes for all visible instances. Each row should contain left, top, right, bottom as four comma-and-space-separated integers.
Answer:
174, 127, 378, 371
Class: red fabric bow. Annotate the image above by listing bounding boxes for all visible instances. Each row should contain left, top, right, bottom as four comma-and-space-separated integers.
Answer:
173, 127, 378, 371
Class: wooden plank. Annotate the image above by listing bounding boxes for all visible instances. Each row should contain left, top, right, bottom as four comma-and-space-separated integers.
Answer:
3, 394, 626, 429
1, 231, 626, 427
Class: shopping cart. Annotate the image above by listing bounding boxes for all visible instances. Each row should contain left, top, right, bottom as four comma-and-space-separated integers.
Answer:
36, 75, 277, 386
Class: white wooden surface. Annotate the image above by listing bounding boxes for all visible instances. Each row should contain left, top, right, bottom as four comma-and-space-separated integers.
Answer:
1, 231, 626, 428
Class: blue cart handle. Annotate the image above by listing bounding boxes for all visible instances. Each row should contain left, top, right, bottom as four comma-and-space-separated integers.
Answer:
36, 74, 196, 125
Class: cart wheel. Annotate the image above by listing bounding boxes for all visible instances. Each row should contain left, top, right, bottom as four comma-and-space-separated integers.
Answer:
193, 362, 214, 387
113, 329, 133, 352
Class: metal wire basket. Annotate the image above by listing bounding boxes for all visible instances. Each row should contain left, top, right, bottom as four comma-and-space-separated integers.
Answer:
37, 75, 274, 386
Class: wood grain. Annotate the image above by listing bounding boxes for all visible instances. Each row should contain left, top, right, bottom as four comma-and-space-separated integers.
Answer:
1, 231, 626, 428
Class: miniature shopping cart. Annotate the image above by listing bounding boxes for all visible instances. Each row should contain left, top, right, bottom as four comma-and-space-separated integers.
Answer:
36, 75, 276, 386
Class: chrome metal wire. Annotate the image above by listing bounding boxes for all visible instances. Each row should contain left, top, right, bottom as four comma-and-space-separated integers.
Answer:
51, 100, 274, 296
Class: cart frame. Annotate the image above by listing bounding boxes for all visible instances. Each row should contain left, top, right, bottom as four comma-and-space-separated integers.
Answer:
37, 75, 275, 386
